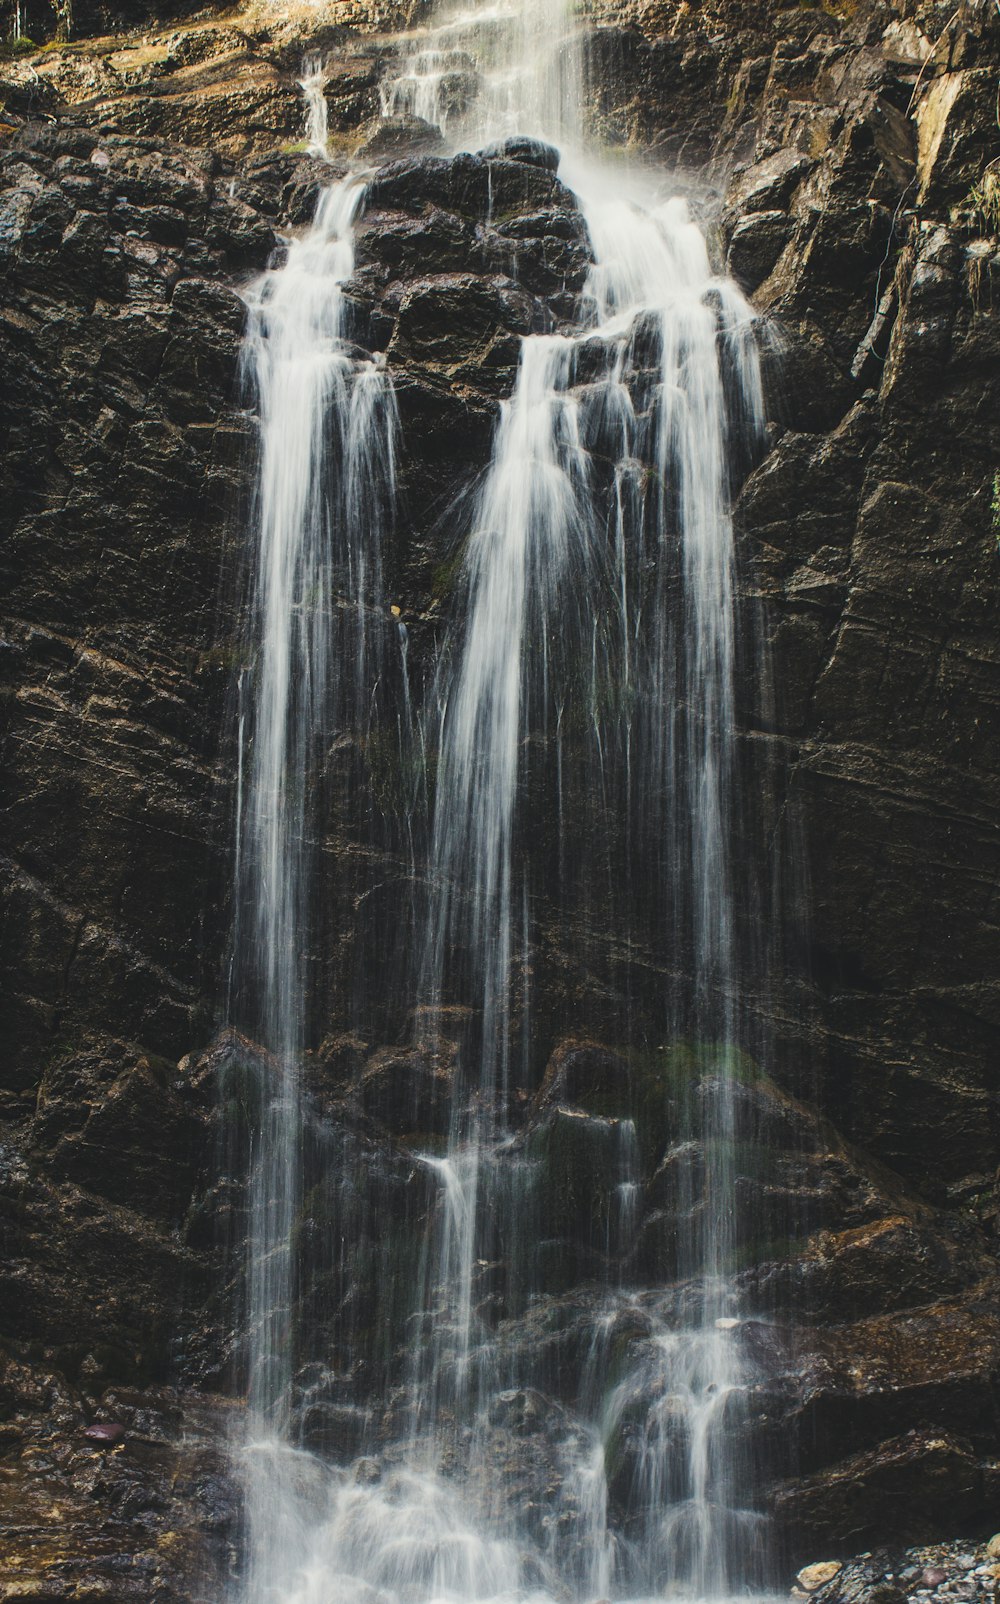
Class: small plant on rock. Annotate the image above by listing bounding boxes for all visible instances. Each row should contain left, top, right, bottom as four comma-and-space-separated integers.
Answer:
0, 34, 36, 57
970, 162, 1000, 235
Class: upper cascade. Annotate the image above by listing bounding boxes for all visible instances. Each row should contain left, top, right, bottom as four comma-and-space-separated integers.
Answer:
380, 0, 582, 146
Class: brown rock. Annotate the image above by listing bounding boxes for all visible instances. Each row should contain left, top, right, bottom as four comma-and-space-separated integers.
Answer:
797, 1562, 843, 1591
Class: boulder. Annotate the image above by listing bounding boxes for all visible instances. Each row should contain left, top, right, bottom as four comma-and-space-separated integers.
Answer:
479, 136, 560, 173
775, 1431, 986, 1558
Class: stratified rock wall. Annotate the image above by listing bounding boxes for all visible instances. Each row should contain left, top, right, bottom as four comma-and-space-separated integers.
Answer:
0, 0, 998, 1593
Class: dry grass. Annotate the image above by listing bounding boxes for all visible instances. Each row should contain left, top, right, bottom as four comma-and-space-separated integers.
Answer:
970, 162, 1000, 235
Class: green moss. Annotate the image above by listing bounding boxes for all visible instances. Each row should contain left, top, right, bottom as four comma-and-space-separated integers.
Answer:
724, 79, 745, 118
614, 1039, 762, 1170
400, 1130, 449, 1155
217, 1051, 268, 1130
724, 1229, 808, 1273
197, 641, 244, 675
0, 36, 37, 59
431, 539, 467, 603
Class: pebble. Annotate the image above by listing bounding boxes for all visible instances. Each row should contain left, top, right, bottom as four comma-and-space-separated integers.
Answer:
83, 1421, 125, 1446
796, 1541, 1000, 1602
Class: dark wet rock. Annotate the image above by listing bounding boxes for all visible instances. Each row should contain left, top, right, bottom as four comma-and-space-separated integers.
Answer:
30, 1038, 212, 1221
471, 1386, 597, 1548
726, 208, 793, 292
352, 147, 592, 398
362, 151, 584, 261
725, 149, 813, 218
0, 1377, 238, 1603
389, 270, 533, 395
356, 1043, 457, 1137
747, 1213, 996, 1324
776, 1431, 986, 1558
0, 121, 266, 1572
342, 143, 593, 576
480, 135, 560, 173
0, 133, 272, 1093
0, 1139, 216, 1380
747, 1279, 1000, 1507
356, 115, 447, 161
363, 153, 458, 213
312, 1032, 370, 1098
521, 1104, 636, 1284
296, 1399, 371, 1459
356, 202, 475, 276
530, 1038, 631, 1116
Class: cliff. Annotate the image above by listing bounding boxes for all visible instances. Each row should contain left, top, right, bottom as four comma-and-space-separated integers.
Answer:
1, 0, 998, 1596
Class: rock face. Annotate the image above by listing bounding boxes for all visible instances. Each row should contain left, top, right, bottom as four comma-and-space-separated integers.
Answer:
0, 0, 999, 1593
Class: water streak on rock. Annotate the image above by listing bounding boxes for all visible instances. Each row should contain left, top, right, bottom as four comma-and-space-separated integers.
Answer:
230, 165, 399, 1603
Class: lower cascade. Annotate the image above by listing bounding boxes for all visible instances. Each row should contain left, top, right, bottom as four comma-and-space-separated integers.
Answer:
229, 2, 774, 1601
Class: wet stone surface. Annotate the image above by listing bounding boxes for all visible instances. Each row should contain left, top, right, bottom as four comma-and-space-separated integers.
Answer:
0, 0, 999, 1593
793, 1541, 1000, 1604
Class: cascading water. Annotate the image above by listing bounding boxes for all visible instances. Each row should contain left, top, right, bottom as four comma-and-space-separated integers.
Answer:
423, 334, 590, 1114
227, 3, 774, 1600
379, 0, 581, 141
415, 184, 765, 1598
300, 54, 330, 159
228, 158, 400, 1603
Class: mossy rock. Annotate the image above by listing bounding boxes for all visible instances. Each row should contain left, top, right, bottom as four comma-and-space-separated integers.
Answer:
532, 1036, 762, 1178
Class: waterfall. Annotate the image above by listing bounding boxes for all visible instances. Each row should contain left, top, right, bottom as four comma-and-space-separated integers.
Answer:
423, 334, 590, 1120
416, 184, 765, 1594
227, 3, 772, 1599
300, 55, 330, 159
379, 0, 581, 141
229, 167, 399, 1603
395, 4, 765, 1592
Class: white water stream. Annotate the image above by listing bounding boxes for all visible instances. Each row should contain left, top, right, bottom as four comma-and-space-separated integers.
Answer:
232, 174, 399, 1603
300, 53, 330, 158
230, 1, 770, 1601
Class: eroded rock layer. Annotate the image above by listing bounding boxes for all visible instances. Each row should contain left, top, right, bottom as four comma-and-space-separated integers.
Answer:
1, 0, 998, 1595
